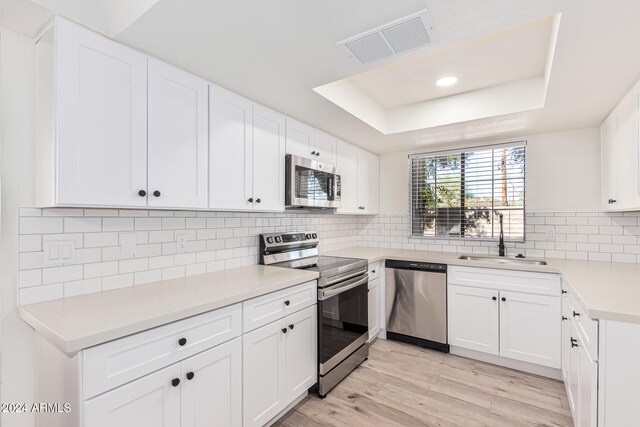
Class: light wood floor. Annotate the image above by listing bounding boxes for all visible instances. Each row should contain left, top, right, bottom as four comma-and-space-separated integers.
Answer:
275, 339, 573, 427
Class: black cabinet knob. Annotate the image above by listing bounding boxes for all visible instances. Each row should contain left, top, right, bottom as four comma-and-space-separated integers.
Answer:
153, 190, 161, 197
138, 190, 147, 197
501, 297, 506, 302
281, 328, 287, 334
248, 197, 254, 203
311, 151, 316, 155
316, 152, 320, 156
573, 311, 580, 317
256, 198, 261, 203
178, 337, 187, 346
186, 372, 194, 380
289, 324, 294, 330
284, 300, 290, 306
492, 296, 497, 301
372, 270, 376, 274
171, 378, 180, 387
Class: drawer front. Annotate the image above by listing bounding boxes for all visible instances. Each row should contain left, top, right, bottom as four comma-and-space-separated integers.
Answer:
448, 266, 561, 296
569, 292, 598, 361
84, 303, 242, 399
368, 262, 380, 281
243, 281, 317, 333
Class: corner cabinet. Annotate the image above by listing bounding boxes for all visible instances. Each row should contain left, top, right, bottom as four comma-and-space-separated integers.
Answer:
336, 140, 380, 215
601, 80, 640, 211
36, 17, 208, 209
208, 85, 286, 212
285, 118, 337, 165
448, 266, 561, 371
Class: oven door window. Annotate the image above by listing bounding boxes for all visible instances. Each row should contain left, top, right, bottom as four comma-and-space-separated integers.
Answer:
319, 282, 368, 366
295, 165, 335, 201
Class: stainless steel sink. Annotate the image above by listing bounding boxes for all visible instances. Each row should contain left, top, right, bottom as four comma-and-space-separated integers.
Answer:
457, 254, 548, 266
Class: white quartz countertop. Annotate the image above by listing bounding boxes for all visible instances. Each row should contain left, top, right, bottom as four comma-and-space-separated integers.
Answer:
325, 247, 640, 325
19, 265, 318, 354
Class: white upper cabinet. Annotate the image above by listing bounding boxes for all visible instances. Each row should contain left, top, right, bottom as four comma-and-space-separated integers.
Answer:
209, 86, 285, 212
37, 17, 148, 207
148, 59, 208, 209
252, 104, 286, 212
601, 81, 640, 211
209, 85, 253, 211
285, 118, 337, 165
336, 140, 380, 215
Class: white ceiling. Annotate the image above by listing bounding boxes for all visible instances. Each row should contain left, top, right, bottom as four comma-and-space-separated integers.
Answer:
4, 0, 640, 154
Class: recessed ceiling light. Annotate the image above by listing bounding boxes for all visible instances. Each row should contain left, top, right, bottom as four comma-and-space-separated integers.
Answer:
435, 75, 459, 87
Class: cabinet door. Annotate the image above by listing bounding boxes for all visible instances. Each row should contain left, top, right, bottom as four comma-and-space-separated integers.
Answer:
578, 342, 598, 427
84, 363, 180, 427
617, 91, 639, 210
336, 140, 360, 214
448, 285, 499, 355
568, 322, 580, 420
148, 59, 208, 209
368, 278, 380, 341
285, 305, 318, 402
243, 319, 286, 427
55, 18, 147, 207
561, 300, 571, 383
181, 338, 242, 427
358, 150, 380, 214
285, 118, 314, 159
253, 104, 285, 212
313, 129, 337, 165
601, 117, 619, 210
499, 291, 561, 368
209, 84, 253, 210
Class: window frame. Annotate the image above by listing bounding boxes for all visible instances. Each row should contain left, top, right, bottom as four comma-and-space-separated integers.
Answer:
408, 141, 527, 243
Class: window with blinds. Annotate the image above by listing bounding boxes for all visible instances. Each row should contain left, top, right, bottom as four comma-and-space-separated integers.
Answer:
409, 142, 526, 242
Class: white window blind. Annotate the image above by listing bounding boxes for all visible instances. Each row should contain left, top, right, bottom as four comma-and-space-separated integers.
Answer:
409, 142, 526, 241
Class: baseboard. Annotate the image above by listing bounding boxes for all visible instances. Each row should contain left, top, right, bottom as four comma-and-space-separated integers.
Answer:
450, 346, 563, 380
265, 391, 308, 427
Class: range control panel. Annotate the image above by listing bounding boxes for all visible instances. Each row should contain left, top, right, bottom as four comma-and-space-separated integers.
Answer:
261, 231, 319, 248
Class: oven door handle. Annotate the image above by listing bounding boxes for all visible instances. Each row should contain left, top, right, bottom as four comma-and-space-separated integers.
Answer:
318, 275, 368, 300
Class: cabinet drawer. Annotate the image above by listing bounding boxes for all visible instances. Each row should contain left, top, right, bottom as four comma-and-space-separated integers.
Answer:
569, 293, 598, 361
448, 266, 561, 296
243, 281, 317, 333
84, 303, 242, 399
368, 262, 380, 281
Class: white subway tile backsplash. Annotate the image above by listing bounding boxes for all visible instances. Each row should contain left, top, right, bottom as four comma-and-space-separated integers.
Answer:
134, 218, 162, 230
64, 217, 101, 232
84, 261, 118, 279
20, 283, 63, 305
119, 258, 149, 274
103, 218, 134, 232
84, 232, 119, 248
42, 265, 83, 285
20, 217, 63, 234
102, 274, 134, 291
64, 278, 102, 297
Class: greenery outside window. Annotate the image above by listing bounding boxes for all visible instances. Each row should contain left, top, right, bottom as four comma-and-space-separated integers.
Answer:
409, 142, 526, 242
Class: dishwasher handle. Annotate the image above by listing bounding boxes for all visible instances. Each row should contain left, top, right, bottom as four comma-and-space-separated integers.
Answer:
385, 259, 447, 273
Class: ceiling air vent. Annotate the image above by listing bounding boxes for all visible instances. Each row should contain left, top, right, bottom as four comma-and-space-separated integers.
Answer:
339, 9, 438, 64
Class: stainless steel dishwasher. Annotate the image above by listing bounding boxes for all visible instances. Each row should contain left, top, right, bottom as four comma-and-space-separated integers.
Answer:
385, 260, 449, 352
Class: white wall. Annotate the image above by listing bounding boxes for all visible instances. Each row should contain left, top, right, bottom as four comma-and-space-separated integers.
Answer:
0, 29, 37, 427
379, 127, 601, 214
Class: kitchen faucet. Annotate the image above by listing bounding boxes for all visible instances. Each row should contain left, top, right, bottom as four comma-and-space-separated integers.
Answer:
498, 213, 505, 257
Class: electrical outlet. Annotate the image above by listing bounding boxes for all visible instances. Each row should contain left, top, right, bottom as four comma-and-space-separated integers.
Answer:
176, 233, 187, 254
547, 229, 555, 240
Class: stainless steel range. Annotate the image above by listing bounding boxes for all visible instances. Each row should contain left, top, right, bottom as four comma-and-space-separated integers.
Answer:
260, 231, 369, 397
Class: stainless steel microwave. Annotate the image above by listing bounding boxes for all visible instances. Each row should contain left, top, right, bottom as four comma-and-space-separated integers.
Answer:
285, 154, 341, 209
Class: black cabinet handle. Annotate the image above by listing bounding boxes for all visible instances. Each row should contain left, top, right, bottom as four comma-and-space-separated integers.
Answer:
282, 328, 287, 334
284, 300, 290, 306
153, 190, 161, 197
289, 324, 295, 330
501, 297, 506, 302
186, 372, 194, 380
562, 316, 568, 321
256, 198, 261, 203
171, 378, 180, 387
609, 199, 617, 204
138, 190, 147, 197
561, 290, 567, 294
571, 337, 578, 348
178, 337, 187, 346
492, 296, 497, 301
573, 311, 580, 317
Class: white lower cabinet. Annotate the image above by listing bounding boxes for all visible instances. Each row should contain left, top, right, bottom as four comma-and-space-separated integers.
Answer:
85, 338, 241, 427
243, 305, 317, 427
448, 267, 561, 370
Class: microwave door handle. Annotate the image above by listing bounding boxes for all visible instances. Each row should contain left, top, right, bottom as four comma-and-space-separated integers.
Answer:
319, 275, 368, 300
